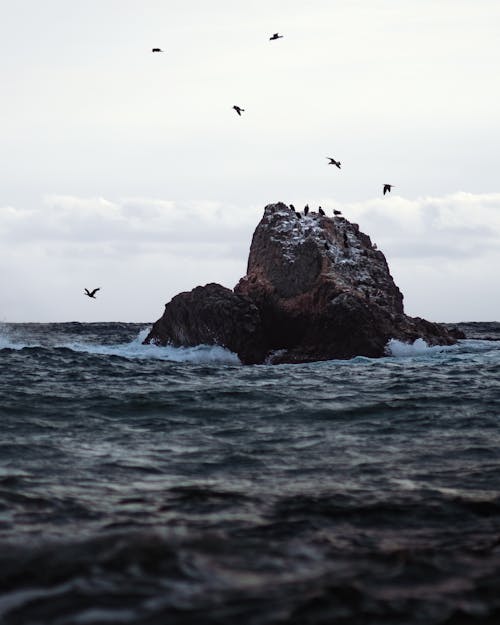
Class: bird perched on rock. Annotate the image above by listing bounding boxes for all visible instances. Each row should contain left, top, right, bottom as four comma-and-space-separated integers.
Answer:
84, 288, 100, 299
269, 33, 283, 40
295, 211, 302, 219
318, 207, 325, 216
327, 157, 341, 169
304, 204, 309, 216
383, 184, 394, 195
151, 48, 163, 53
233, 105, 245, 116
289, 204, 295, 211
333, 209, 342, 216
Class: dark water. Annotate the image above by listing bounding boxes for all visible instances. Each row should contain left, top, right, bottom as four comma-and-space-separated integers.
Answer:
1, 322, 500, 625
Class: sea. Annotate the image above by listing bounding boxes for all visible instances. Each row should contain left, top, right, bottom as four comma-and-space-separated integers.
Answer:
0, 321, 499, 625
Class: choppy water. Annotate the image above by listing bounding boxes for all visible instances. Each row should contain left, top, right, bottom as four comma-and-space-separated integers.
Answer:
1, 321, 500, 625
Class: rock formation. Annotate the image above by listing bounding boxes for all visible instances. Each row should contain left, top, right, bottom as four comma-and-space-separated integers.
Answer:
144, 203, 463, 364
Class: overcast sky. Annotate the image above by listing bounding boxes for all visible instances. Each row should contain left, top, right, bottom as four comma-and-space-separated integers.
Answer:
1, 0, 499, 322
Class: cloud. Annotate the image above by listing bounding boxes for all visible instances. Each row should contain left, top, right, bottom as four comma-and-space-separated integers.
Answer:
330, 191, 500, 260
0, 195, 259, 255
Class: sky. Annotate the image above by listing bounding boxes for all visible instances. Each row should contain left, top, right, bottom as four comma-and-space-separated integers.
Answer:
1, 0, 499, 322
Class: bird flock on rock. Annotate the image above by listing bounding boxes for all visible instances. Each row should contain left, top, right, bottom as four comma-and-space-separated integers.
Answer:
84, 32, 394, 301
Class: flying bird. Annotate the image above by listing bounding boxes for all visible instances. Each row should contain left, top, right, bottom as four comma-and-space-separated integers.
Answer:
151, 48, 163, 53
327, 157, 341, 169
383, 184, 394, 195
233, 105, 245, 116
84, 288, 100, 299
269, 33, 283, 40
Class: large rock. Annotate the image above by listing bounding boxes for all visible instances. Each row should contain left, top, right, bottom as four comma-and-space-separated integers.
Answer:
144, 202, 463, 363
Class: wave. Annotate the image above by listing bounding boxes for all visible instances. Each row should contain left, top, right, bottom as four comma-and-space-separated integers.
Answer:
61, 329, 241, 364
2, 324, 498, 366
0, 329, 39, 351
385, 337, 499, 359
0, 326, 240, 364
385, 338, 454, 357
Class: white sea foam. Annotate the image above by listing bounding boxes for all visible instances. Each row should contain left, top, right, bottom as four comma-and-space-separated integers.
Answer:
0, 328, 33, 350
385, 338, 456, 357
61, 328, 241, 365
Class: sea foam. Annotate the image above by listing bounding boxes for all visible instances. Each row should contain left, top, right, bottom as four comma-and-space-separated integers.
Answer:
61, 328, 241, 365
385, 338, 455, 357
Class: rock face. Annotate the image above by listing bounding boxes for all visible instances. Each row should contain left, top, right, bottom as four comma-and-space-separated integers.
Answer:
144, 203, 463, 364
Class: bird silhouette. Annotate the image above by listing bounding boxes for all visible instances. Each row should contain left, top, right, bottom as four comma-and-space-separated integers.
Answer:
269, 33, 283, 40
383, 184, 394, 195
233, 105, 245, 116
151, 48, 163, 53
304, 204, 309, 216
318, 207, 325, 216
84, 288, 100, 299
327, 157, 341, 169
289, 204, 295, 211
333, 209, 342, 216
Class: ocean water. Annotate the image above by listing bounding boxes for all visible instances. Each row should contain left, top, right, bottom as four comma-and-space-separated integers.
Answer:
1, 322, 500, 625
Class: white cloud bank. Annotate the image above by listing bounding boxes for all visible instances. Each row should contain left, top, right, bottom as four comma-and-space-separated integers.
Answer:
1, 192, 499, 322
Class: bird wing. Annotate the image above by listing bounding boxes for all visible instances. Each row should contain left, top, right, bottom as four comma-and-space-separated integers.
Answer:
90, 288, 100, 297
84, 288, 90, 295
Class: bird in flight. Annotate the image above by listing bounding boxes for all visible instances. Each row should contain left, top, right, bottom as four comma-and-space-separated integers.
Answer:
327, 157, 341, 169
152, 48, 163, 53
269, 33, 283, 40
84, 288, 100, 299
383, 184, 394, 195
233, 105, 245, 116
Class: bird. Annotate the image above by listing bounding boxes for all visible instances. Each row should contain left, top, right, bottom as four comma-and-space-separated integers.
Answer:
318, 207, 325, 216
295, 211, 302, 219
304, 204, 309, 216
327, 157, 341, 169
151, 48, 163, 53
233, 105, 245, 116
289, 204, 295, 211
84, 288, 100, 299
333, 209, 342, 216
269, 33, 283, 40
383, 184, 394, 195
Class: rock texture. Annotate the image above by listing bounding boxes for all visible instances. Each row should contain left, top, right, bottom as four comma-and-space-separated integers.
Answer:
145, 203, 463, 364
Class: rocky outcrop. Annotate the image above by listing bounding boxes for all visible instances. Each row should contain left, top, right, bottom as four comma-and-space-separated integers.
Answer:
144, 203, 463, 364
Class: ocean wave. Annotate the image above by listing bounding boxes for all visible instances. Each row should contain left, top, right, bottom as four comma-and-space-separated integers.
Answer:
0, 325, 240, 364
385, 338, 455, 357
0, 332, 38, 351
60, 328, 241, 364
385, 337, 498, 358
